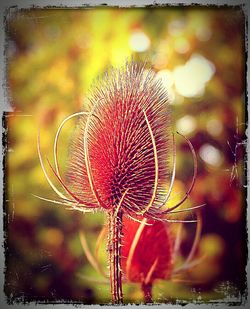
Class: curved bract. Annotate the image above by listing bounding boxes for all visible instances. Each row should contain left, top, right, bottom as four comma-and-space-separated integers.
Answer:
37, 61, 201, 220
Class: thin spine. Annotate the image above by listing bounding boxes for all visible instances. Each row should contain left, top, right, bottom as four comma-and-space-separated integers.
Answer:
37, 122, 98, 210
46, 158, 87, 204
174, 211, 203, 273
167, 203, 206, 215
79, 230, 108, 278
161, 132, 198, 214
95, 225, 107, 263
53, 111, 89, 178
142, 110, 158, 214
37, 131, 70, 201
32, 194, 95, 212
126, 218, 147, 280
126, 214, 152, 226
159, 132, 176, 208
144, 257, 159, 285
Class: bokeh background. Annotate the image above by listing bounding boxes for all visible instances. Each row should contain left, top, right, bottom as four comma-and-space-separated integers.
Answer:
4, 6, 247, 304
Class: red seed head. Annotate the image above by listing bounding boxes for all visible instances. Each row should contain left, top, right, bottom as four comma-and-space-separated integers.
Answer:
66, 62, 171, 214
121, 217, 173, 284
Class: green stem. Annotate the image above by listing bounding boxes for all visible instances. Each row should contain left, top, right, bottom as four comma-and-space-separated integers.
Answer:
107, 209, 123, 304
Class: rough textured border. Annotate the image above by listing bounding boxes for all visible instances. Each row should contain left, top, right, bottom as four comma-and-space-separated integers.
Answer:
0, 1, 249, 308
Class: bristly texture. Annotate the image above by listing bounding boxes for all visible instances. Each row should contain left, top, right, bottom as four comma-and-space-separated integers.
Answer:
66, 61, 171, 217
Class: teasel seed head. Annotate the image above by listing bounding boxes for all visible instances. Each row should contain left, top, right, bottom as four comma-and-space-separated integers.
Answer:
66, 61, 171, 218
37, 60, 199, 221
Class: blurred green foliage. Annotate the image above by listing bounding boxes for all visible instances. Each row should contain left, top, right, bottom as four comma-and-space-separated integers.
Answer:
4, 6, 246, 304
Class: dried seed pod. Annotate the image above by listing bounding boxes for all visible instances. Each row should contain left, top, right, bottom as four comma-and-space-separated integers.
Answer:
37, 61, 198, 220
66, 61, 171, 216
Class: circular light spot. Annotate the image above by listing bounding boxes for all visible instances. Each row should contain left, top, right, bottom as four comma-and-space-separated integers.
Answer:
173, 53, 215, 98
188, 54, 215, 84
129, 31, 150, 52
176, 115, 197, 135
206, 118, 223, 136
173, 65, 205, 98
199, 144, 223, 167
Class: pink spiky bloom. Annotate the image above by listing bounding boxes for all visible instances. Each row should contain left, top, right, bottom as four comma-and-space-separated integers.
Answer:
66, 61, 171, 218
38, 61, 197, 219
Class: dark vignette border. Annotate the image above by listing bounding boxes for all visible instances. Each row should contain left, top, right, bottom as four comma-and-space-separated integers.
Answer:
2, 3, 249, 306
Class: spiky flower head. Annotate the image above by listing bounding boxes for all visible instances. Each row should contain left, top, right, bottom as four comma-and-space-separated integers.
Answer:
38, 61, 197, 221
66, 61, 171, 218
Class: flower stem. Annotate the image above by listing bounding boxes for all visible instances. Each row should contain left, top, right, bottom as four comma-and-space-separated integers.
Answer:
107, 208, 123, 304
142, 282, 153, 303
